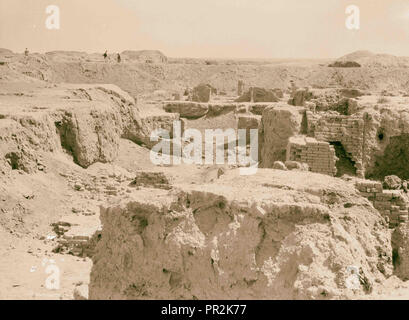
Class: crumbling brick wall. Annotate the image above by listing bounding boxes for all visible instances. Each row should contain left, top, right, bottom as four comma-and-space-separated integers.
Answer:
191, 84, 212, 102
237, 115, 261, 144
286, 136, 337, 176
313, 114, 364, 177
356, 181, 409, 226
305, 110, 321, 136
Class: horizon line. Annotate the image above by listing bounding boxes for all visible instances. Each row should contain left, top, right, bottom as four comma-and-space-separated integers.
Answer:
1, 47, 393, 61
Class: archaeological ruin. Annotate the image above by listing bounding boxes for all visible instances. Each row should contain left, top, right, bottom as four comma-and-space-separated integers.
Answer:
2, 2, 409, 303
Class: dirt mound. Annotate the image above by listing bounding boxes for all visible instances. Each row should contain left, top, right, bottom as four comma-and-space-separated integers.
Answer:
338, 50, 375, 61
89, 170, 392, 299
0, 83, 163, 172
0, 48, 14, 56
337, 51, 409, 68
3, 49, 409, 97
2, 47, 409, 300
328, 61, 361, 68
121, 50, 167, 64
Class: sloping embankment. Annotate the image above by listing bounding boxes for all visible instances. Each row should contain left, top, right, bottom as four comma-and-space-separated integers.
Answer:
0, 83, 174, 174
89, 170, 392, 299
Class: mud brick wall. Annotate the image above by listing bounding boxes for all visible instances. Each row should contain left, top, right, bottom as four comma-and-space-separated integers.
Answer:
356, 181, 409, 226
287, 136, 337, 176
237, 115, 261, 144
260, 105, 304, 167
56, 233, 100, 257
305, 110, 321, 136
313, 114, 364, 177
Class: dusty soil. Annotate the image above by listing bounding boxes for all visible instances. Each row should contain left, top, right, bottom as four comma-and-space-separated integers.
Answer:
2, 49, 409, 300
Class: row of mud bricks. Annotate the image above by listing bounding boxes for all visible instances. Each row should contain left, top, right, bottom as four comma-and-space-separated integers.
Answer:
52, 222, 100, 257
287, 136, 337, 176
356, 181, 409, 227
57, 235, 96, 257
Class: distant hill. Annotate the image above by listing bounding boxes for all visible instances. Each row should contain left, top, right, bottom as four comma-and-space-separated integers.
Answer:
336, 50, 409, 68
2, 48, 409, 96
338, 50, 375, 61
121, 50, 168, 63
0, 48, 14, 55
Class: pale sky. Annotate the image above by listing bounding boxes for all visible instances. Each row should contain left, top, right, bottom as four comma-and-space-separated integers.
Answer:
1, 0, 409, 59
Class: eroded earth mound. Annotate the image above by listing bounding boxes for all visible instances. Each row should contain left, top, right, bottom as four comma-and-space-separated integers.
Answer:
2, 49, 409, 300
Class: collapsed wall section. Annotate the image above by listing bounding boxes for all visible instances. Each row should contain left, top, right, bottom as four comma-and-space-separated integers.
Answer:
313, 114, 364, 177
356, 180, 409, 227
260, 102, 409, 180
305, 106, 409, 180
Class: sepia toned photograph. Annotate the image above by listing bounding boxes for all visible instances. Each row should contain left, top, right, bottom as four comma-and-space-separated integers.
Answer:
1, 0, 409, 305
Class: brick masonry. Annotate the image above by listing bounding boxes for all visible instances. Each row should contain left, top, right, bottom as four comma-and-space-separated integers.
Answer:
314, 114, 364, 177
287, 136, 337, 176
356, 180, 409, 226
